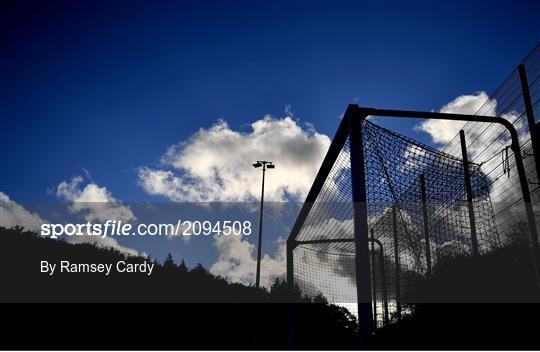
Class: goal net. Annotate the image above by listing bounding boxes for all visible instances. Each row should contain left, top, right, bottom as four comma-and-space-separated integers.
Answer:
287, 118, 500, 325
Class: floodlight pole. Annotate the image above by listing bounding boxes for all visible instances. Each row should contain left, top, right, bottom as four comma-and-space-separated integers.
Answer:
254, 160, 274, 289
352, 105, 540, 290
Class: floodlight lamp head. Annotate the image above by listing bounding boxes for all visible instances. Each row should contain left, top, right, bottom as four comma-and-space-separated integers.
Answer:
252, 162, 262, 168
267, 164, 275, 169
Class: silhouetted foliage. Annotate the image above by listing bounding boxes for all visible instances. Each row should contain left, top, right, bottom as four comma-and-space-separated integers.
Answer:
178, 258, 188, 274
0, 226, 359, 348
403, 235, 539, 303
370, 227, 540, 348
163, 253, 177, 270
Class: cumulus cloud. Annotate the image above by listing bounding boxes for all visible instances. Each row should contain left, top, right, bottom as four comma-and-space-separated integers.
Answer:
415, 92, 491, 144
415, 91, 523, 162
138, 115, 331, 202
415, 91, 530, 245
55, 176, 142, 256
165, 221, 192, 243
67, 234, 143, 257
416, 90, 525, 176
0, 190, 141, 257
56, 176, 135, 222
0, 192, 46, 230
209, 234, 286, 288
414, 91, 524, 187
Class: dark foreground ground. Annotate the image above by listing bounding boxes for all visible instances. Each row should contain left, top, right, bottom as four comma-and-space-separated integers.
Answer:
3, 303, 540, 350
370, 304, 540, 350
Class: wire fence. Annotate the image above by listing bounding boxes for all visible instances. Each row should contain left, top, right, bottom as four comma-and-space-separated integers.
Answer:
288, 44, 540, 328
440, 44, 540, 245
291, 121, 500, 326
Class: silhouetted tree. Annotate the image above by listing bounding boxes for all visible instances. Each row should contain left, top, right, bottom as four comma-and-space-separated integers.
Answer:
178, 258, 188, 274
163, 253, 176, 270
313, 292, 328, 304
190, 263, 207, 276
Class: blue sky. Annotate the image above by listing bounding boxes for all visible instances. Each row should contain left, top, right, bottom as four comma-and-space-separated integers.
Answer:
1, 0, 539, 279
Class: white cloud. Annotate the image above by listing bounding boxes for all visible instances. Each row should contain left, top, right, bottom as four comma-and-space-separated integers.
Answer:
55, 176, 142, 256
415, 92, 491, 144
294, 248, 358, 304
415, 91, 531, 245
209, 233, 286, 288
56, 176, 135, 222
138, 116, 331, 202
415, 91, 525, 184
284, 104, 294, 117
0, 185, 141, 258
67, 234, 143, 257
414, 91, 524, 186
165, 221, 191, 243
0, 192, 46, 231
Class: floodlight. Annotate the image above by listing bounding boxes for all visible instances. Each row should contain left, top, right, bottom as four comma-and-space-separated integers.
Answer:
253, 162, 262, 168
267, 164, 275, 169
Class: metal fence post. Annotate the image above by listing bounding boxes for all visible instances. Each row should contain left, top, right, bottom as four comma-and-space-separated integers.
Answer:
518, 66, 540, 284
354, 106, 540, 289
460, 130, 479, 256
378, 244, 390, 326
510, 134, 540, 291
286, 239, 295, 288
519, 64, 540, 185
392, 205, 402, 321
420, 174, 432, 275
347, 105, 374, 344
370, 229, 378, 329
369, 236, 390, 328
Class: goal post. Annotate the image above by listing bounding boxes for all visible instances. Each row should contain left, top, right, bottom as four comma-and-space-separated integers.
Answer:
287, 104, 540, 335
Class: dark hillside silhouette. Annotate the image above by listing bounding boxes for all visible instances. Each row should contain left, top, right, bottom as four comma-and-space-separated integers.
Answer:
371, 234, 540, 349
0, 226, 359, 349
406, 235, 539, 302
2, 225, 265, 302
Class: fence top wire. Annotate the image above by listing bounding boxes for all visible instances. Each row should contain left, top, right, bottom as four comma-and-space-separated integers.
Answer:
437, 43, 540, 247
